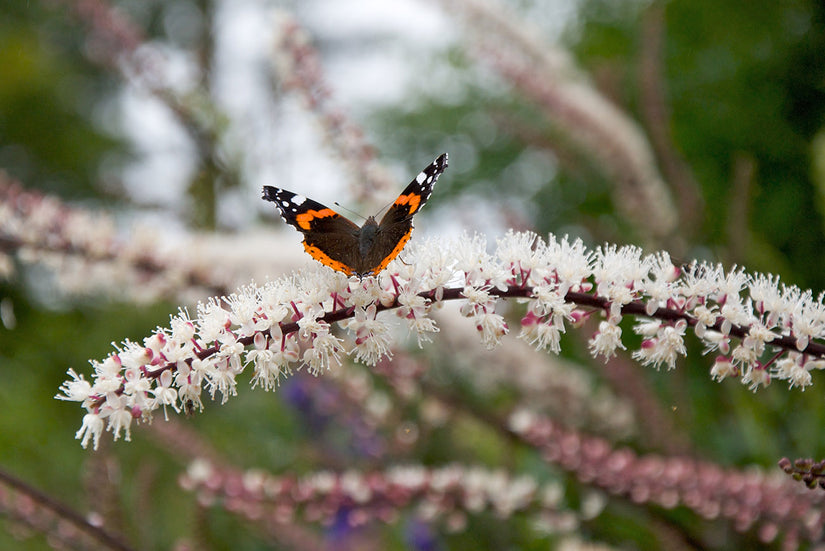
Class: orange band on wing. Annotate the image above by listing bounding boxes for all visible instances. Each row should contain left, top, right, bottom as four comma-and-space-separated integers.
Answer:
369, 228, 413, 275
303, 243, 355, 276
393, 193, 422, 214
295, 208, 339, 230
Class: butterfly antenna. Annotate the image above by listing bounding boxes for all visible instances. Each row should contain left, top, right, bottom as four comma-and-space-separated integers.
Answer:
333, 201, 368, 222
374, 199, 397, 218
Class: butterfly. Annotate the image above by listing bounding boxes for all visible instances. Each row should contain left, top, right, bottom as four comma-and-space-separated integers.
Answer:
262, 153, 448, 277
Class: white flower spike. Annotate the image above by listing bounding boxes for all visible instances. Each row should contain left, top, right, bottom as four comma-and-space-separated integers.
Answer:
58, 231, 825, 448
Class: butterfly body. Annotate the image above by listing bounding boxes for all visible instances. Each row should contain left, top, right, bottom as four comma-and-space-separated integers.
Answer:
263, 153, 448, 277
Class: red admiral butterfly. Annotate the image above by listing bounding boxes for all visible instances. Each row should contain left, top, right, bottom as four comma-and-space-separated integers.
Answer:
263, 153, 448, 277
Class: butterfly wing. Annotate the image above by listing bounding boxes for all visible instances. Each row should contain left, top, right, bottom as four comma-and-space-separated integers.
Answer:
363, 153, 449, 274
262, 186, 361, 275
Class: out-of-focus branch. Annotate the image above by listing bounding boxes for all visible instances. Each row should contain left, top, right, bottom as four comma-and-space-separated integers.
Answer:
0, 466, 137, 551
779, 457, 825, 490
580, 332, 691, 455
271, 12, 397, 203
508, 409, 825, 548
443, 0, 678, 244
0, 171, 305, 301
181, 460, 582, 537
726, 152, 756, 264
638, 3, 704, 238
55, 0, 234, 228
434, 309, 638, 441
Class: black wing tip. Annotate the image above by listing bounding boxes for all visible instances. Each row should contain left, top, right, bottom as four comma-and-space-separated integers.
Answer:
262, 186, 278, 201
262, 186, 298, 203
437, 153, 448, 168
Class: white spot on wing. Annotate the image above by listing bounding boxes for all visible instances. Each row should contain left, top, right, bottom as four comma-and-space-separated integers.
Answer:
415, 172, 426, 184
293, 195, 307, 206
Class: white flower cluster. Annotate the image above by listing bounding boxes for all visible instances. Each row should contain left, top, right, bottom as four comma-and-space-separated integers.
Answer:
57, 231, 825, 449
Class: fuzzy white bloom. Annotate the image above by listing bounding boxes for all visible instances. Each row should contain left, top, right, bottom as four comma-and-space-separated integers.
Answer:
55, 369, 93, 403
639, 252, 680, 314
772, 354, 813, 390
474, 312, 510, 350
692, 305, 718, 337
301, 325, 344, 375
460, 283, 509, 348
226, 285, 269, 335
632, 321, 688, 370
496, 230, 549, 285
198, 298, 231, 344
741, 365, 771, 391
413, 237, 458, 291
702, 330, 731, 356
152, 370, 179, 419
530, 286, 571, 318
680, 262, 722, 306
75, 413, 105, 450
104, 393, 134, 443
716, 266, 748, 302
741, 322, 776, 356
710, 356, 738, 382
203, 354, 241, 403
453, 233, 493, 286
396, 287, 440, 346
519, 285, 576, 353
345, 304, 394, 366
247, 349, 284, 391
749, 273, 787, 325
588, 321, 626, 360
593, 244, 647, 308
460, 285, 493, 316
545, 234, 593, 295
521, 314, 563, 353
56, 231, 825, 448
791, 293, 825, 352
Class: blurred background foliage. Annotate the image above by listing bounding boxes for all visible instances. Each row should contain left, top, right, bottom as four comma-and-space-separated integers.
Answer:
1, 0, 825, 549
0, 1, 125, 199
